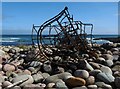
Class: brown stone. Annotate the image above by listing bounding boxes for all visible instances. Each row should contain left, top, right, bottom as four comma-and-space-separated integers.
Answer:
3, 64, 16, 72
65, 77, 86, 87
86, 76, 95, 85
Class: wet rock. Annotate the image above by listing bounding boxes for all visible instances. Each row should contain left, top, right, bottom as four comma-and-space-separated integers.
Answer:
89, 69, 102, 77
55, 79, 68, 89
97, 72, 115, 83
32, 73, 43, 83
12, 75, 34, 87
87, 85, 97, 89
3, 64, 16, 72
86, 76, 95, 85
74, 70, 89, 79
65, 77, 86, 87
115, 77, 120, 88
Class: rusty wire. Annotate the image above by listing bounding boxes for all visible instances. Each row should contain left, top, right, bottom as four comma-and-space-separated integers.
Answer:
32, 7, 93, 59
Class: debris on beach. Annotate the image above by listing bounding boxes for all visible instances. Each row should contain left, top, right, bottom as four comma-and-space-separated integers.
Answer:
0, 7, 120, 89
32, 6, 94, 60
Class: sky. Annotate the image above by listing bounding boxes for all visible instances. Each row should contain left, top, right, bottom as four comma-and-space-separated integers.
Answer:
2, 2, 118, 35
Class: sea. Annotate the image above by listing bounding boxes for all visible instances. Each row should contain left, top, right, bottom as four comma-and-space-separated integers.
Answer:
0, 34, 119, 46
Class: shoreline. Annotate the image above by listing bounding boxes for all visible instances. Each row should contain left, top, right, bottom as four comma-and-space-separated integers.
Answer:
0, 41, 120, 89
94, 37, 120, 43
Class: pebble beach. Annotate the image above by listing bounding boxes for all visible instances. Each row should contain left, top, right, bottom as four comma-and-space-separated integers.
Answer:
0, 41, 120, 89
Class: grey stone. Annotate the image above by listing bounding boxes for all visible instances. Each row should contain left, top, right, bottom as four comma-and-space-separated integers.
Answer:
95, 82, 112, 89
23, 84, 44, 89
105, 60, 113, 67
57, 72, 72, 80
87, 85, 97, 89
97, 73, 115, 83
96, 57, 105, 63
2, 81, 12, 88
113, 55, 119, 61
55, 79, 68, 89
74, 70, 89, 79
100, 66, 112, 74
9, 48, 16, 54
89, 69, 102, 77
12, 86, 21, 89
43, 61, 52, 73
12, 75, 34, 87
0, 49, 5, 57
42, 73, 50, 79
45, 72, 72, 84
102, 54, 113, 60
86, 76, 95, 85
0, 64, 2, 71
3, 64, 16, 72
46, 83, 55, 88
95, 82, 106, 87
0, 76, 6, 83
115, 77, 120, 88
32, 73, 43, 83
44, 48, 53, 55
102, 83, 112, 89
28, 61, 43, 68
72, 86, 88, 89
89, 62, 100, 69
2, 47, 9, 52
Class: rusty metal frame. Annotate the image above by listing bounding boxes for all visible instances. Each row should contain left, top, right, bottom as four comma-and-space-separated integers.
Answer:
32, 7, 93, 59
